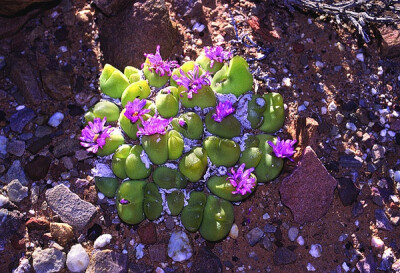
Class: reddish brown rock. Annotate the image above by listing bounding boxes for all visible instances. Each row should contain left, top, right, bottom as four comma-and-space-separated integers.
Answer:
379, 25, 400, 58
50, 223, 75, 246
137, 222, 157, 244
41, 70, 72, 101
280, 146, 337, 224
26, 217, 50, 231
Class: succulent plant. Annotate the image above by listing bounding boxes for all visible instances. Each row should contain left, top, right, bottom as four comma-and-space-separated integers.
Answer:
179, 147, 208, 182
100, 64, 130, 98
167, 130, 184, 160
238, 147, 263, 168
111, 144, 151, 180
153, 166, 188, 189
170, 61, 197, 87
111, 144, 131, 179
121, 80, 151, 108
207, 175, 256, 202
211, 56, 253, 97
181, 191, 207, 232
143, 183, 163, 220
259, 92, 285, 133
199, 195, 234, 241
156, 86, 180, 118
167, 190, 184, 216
95, 177, 119, 198
84, 101, 120, 123
203, 136, 240, 167
205, 110, 241, 139
116, 180, 146, 225
124, 66, 141, 83
119, 98, 152, 140
247, 95, 267, 129
254, 134, 283, 183
196, 46, 231, 74
171, 112, 203, 140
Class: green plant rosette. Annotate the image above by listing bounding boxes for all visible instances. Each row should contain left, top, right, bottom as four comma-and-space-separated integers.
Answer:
171, 112, 203, 140
112, 144, 131, 179
206, 175, 257, 202
181, 191, 207, 232
100, 64, 130, 98
124, 66, 141, 83
142, 134, 169, 165
253, 134, 283, 183
195, 53, 224, 74
156, 87, 180, 118
143, 183, 163, 220
179, 147, 208, 182
84, 101, 120, 123
203, 136, 240, 167
259, 92, 285, 133
205, 111, 241, 139
153, 166, 188, 189
168, 130, 184, 160
116, 180, 146, 225
95, 177, 119, 198
167, 190, 184, 216
247, 95, 267, 129
143, 62, 170, 88
121, 80, 151, 108
96, 130, 125, 157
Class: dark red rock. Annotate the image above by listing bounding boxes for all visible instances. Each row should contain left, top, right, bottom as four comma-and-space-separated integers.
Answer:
25, 155, 51, 180
26, 217, 50, 231
99, 0, 179, 69
148, 244, 166, 263
41, 70, 72, 101
190, 247, 222, 273
379, 25, 400, 58
280, 146, 338, 224
137, 222, 157, 244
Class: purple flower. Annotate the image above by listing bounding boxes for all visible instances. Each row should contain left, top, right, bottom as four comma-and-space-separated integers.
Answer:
141, 45, 178, 77
268, 137, 297, 161
124, 98, 150, 124
172, 65, 211, 99
80, 117, 112, 154
212, 101, 235, 122
137, 115, 172, 136
204, 46, 232, 68
178, 119, 187, 128
119, 198, 130, 204
227, 163, 256, 195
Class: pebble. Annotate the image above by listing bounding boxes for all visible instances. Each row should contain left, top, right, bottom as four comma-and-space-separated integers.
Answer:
6, 179, 28, 202
6, 140, 26, 157
50, 222, 75, 246
336, 113, 344, 124
32, 248, 66, 273
298, 104, 307, 112
342, 262, 350, 272
0, 136, 7, 155
136, 244, 145, 259
13, 258, 31, 273
10, 108, 36, 133
0, 195, 9, 207
246, 227, 264, 246
94, 234, 112, 248
307, 263, 316, 271
45, 184, 97, 229
86, 250, 127, 273
394, 171, 400, 183
379, 248, 395, 271
35, 125, 53, 138
288, 227, 299, 242
296, 236, 305, 246
229, 223, 238, 239
372, 144, 385, 161
321, 106, 327, 115
167, 231, 193, 262
315, 61, 324, 68
309, 244, 322, 258
262, 213, 270, 220
3, 160, 28, 185
356, 53, 364, 62
375, 209, 393, 231
337, 178, 359, 206
328, 101, 337, 112
371, 236, 384, 249
48, 112, 64, 127
264, 224, 276, 233
66, 244, 90, 272
346, 122, 357, 131
273, 247, 296, 265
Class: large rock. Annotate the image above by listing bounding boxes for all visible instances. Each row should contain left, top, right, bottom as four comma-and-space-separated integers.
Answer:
86, 250, 127, 273
45, 184, 97, 229
190, 248, 222, 273
0, 209, 24, 246
11, 59, 43, 105
0, 0, 56, 16
280, 146, 338, 224
99, 0, 179, 69
2, 160, 28, 185
41, 70, 72, 101
379, 24, 400, 58
32, 248, 66, 273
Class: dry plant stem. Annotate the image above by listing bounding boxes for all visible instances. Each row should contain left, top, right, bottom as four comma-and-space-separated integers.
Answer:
279, 0, 400, 43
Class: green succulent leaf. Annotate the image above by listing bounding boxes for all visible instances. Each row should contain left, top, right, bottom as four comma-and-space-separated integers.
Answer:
238, 147, 262, 168
207, 175, 256, 202
95, 177, 119, 198
181, 191, 207, 232
179, 147, 208, 182
205, 111, 241, 139
142, 134, 169, 165
96, 130, 125, 157
143, 63, 169, 87
195, 53, 224, 74
168, 130, 184, 160
203, 136, 240, 167
153, 166, 188, 189
143, 183, 163, 220
125, 145, 151, 180
121, 80, 151, 108
112, 144, 131, 179
171, 112, 203, 140
124, 66, 141, 84
156, 88, 179, 118
100, 64, 130, 98
116, 180, 146, 225
167, 190, 184, 216
259, 92, 285, 133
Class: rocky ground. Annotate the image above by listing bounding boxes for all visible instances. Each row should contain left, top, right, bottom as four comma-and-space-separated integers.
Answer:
0, 0, 400, 272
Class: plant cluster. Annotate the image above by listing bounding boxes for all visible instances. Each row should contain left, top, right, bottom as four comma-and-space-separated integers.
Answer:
81, 45, 296, 241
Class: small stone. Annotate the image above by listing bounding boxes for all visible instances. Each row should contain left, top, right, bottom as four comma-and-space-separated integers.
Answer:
262, 213, 270, 220
86, 250, 127, 273
346, 122, 357, 131
0, 136, 7, 155
94, 234, 112, 248
296, 236, 305, 246
273, 247, 296, 265
3, 160, 28, 185
288, 227, 299, 242
315, 61, 324, 68
25, 155, 51, 180
229, 223, 238, 239
136, 244, 144, 259
10, 108, 36, 133
42, 70, 72, 101
0, 209, 24, 244
6, 140, 25, 156
342, 262, 350, 272
309, 244, 322, 258
6, 179, 28, 202
339, 155, 363, 169
74, 149, 91, 161
66, 244, 90, 272
336, 113, 344, 124
0, 195, 9, 208
26, 217, 50, 231
372, 144, 385, 162
264, 224, 277, 233
379, 248, 395, 271
61, 157, 74, 170
138, 222, 157, 244
356, 53, 364, 62
357, 254, 377, 273
50, 222, 75, 246
246, 227, 264, 246
337, 177, 359, 206
328, 101, 337, 112
129, 263, 153, 273
148, 244, 166, 263
46, 184, 97, 229
35, 125, 53, 138
375, 209, 393, 231
307, 263, 316, 271
371, 236, 384, 249
48, 112, 64, 127
32, 248, 66, 273
53, 138, 80, 158
261, 236, 273, 251
167, 231, 193, 262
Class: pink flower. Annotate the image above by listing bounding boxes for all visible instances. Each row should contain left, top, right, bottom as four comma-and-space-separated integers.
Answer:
212, 101, 235, 122
172, 65, 211, 99
204, 46, 232, 68
178, 119, 187, 128
141, 45, 178, 77
227, 163, 256, 195
124, 98, 150, 124
80, 117, 113, 153
268, 137, 297, 161
136, 115, 171, 136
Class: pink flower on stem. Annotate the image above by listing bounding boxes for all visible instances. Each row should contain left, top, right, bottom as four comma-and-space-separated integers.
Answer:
172, 65, 211, 99
80, 117, 113, 153
136, 115, 171, 136
204, 46, 232, 68
267, 137, 297, 161
212, 101, 235, 122
124, 98, 150, 124
141, 45, 178, 77
227, 163, 256, 195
